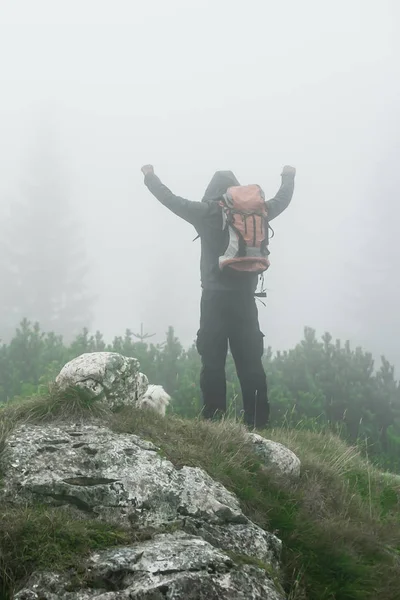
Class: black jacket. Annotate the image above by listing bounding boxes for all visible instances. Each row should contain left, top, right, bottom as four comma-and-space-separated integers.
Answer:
144, 170, 295, 292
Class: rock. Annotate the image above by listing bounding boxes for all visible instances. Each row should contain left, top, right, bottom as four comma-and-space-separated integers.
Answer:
14, 532, 285, 599
1, 423, 281, 569
2, 417, 296, 599
247, 433, 301, 478
182, 519, 281, 570
1, 423, 241, 525
55, 352, 149, 410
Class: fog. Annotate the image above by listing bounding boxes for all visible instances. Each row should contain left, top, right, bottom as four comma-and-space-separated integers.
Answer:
1, 1, 399, 365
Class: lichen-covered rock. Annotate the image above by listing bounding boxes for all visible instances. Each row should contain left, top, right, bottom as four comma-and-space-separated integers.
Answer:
14, 532, 285, 599
247, 433, 301, 478
2, 423, 242, 525
182, 518, 281, 570
1, 423, 281, 569
1, 418, 298, 599
55, 352, 149, 410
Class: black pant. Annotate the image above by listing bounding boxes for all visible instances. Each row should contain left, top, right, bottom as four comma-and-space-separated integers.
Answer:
196, 290, 269, 429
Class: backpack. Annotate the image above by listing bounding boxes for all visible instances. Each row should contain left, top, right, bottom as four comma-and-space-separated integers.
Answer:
218, 184, 271, 274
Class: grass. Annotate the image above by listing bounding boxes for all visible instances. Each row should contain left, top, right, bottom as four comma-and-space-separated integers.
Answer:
0, 388, 400, 599
0, 506, 130, 596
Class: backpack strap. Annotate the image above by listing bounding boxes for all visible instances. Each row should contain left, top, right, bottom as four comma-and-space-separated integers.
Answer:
222, 205, 247, 257
230, 223, 246, 256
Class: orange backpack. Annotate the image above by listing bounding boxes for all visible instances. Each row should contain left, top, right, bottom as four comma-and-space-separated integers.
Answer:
218, 184, 271, 274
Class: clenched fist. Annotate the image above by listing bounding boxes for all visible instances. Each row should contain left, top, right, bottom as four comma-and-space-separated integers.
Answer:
282, 165, 296, 177
141, 165, 154, 176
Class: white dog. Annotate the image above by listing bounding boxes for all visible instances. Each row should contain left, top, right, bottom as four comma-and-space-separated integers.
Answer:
137, 384, 171, 416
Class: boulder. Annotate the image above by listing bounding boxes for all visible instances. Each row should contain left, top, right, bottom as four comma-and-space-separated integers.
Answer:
55, 352, 149, 410
14, 532, 285, 599
247, 433, 301, 478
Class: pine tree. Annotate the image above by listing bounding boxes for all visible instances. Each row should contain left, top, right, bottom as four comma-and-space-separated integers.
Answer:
158, 326, 183, 394
0, 126, 93, 341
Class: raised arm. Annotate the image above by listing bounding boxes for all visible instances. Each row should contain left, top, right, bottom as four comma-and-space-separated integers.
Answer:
266, 165, 296, 221
141, 165, 209, 227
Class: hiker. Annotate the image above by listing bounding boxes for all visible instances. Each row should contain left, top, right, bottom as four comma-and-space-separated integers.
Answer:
141, 164, 296, 428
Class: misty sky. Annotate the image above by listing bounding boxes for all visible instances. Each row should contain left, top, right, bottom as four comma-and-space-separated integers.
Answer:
0, 1, 399, 364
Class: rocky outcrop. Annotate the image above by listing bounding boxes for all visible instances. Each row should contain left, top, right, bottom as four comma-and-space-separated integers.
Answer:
1, 351, 303, 598
2, 423, 281, 564
2, 421, 287, 599
14, 533, 284, 599
247, 433, 301, 478
55, 352, 150, 410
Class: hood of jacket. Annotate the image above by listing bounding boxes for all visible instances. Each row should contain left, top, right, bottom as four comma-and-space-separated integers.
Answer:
202, 170, 240, 203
